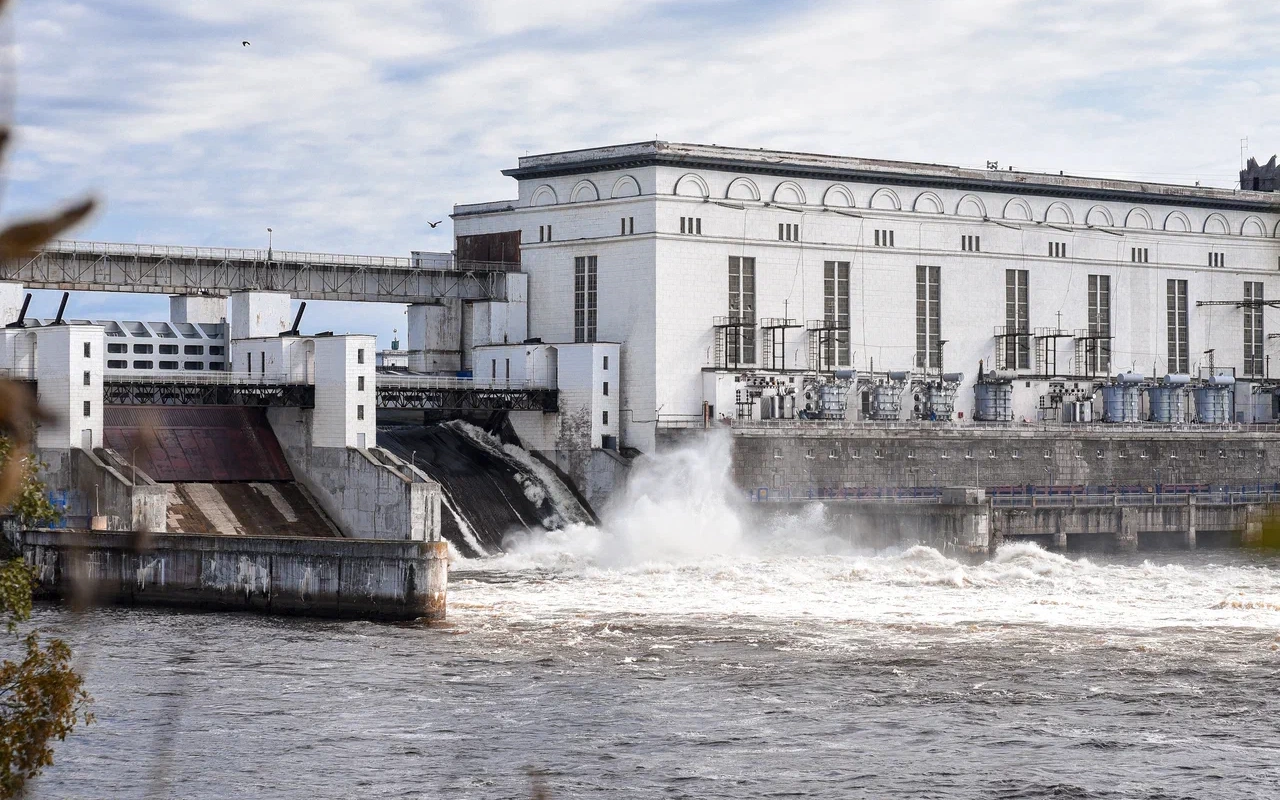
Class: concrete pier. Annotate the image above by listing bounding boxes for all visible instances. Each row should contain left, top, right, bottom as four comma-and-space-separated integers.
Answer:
759, 490, 1271, 554
8, 529, 448, 621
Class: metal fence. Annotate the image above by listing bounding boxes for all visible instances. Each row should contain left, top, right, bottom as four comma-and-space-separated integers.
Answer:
42, 240, 525, 275
728, 419, 1280, 434
43, 239, 415, 269
103, 371, 308, 387
746, 485, 1280, 507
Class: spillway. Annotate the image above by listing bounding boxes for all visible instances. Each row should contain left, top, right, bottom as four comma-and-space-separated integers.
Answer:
377, 420, 593, 557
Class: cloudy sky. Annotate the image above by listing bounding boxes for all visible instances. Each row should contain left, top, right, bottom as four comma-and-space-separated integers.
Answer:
5, 0, 1280, 343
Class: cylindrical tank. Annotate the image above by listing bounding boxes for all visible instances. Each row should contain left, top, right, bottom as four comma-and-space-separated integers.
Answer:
1194, 384, 1234, 423
974, 382, 1012, 422
1102, 383, 1141, 422
1148, 386, 1187, 423
783, 393, 796, 419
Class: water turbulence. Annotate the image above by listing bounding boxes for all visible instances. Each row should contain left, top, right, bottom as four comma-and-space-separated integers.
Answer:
377, 420, 592, 557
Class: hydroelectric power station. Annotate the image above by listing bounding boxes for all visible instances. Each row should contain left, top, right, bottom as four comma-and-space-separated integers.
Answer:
5, 144, 1280, 618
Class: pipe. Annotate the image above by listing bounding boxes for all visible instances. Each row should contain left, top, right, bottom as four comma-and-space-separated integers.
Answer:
5, 293, 31, 328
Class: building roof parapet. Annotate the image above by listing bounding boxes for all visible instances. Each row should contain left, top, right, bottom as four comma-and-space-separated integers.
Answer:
502, 141, 1280, 212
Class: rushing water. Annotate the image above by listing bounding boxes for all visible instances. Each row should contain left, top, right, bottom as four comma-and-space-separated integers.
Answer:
28, 434, 1280, 799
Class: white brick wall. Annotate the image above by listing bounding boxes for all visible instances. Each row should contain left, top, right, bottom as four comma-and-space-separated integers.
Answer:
312, 335, 376, 448
34, 324, 105, 450
230, 291, 292, 341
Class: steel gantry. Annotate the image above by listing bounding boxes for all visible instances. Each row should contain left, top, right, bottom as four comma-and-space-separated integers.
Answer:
3, 240, 516, 303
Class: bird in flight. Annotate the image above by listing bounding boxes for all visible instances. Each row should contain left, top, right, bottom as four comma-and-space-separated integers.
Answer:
242, 41, 250, 46
426, 220, 443, 228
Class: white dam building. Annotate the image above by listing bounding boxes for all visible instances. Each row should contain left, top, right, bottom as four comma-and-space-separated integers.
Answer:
453, 142, 1280, 453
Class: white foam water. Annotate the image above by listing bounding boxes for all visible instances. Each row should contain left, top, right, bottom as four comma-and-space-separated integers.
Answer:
459, 431, 1280, 638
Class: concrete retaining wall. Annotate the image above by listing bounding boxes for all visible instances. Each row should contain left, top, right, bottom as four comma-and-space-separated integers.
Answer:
724, 426, 1280, 493
268, 407, 440, 540
36, 447, 167, 532
11, 528, 447, 621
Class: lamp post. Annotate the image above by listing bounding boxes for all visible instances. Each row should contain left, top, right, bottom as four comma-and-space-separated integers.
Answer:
410, 450, 417, 482
267, 227, 273, 262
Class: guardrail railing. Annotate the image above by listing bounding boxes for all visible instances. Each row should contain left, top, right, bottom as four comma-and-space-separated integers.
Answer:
729, 419, 1280, 434
746, 487, 1280, 507
39, 240, 524, 274
376, 375, 553, 391
103, 371, 309, 386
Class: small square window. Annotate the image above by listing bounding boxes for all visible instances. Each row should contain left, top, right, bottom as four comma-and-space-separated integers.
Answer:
1042, 449, 1051, 459
773, 448, 782, 459
829, 448, 839, 459
806, 448, 815, 460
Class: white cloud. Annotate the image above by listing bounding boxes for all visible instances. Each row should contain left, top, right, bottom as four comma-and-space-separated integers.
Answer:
4, 0, 1279, 345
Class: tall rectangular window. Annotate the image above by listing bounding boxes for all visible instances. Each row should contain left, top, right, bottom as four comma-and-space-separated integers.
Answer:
1167, 279, 1188, 374
728, 256, 756, 364
1005, 269, 1030, 369
916, 265, 941, 370
574, 255, 598, 343
1244, 281, 1264, 377
824, 261, 850, 367
1087, 274, 1112, 374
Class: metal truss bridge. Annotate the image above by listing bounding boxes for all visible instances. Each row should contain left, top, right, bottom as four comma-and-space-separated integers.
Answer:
92, 373, 556, 412
2, 240, 517, 303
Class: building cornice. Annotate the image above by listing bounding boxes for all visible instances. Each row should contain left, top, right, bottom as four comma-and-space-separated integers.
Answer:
501, 142, 1280, 214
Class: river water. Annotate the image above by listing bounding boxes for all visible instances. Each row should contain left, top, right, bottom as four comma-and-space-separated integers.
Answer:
28, 436, 1280, 799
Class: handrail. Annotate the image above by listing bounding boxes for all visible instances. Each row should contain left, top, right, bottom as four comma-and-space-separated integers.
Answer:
729, 419, 1280, 434
103, 371, 309, 386
377, 375, 553, 390
37, 240, 523, 274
